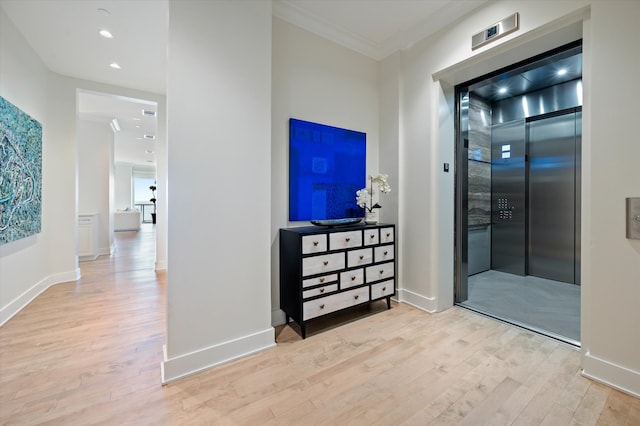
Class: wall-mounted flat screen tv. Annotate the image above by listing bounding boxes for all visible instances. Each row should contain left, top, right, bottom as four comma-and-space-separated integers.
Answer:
289, 118, 366, 221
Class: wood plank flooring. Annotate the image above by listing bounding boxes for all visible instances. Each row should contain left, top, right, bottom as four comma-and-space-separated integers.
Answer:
1, 226, 638, 425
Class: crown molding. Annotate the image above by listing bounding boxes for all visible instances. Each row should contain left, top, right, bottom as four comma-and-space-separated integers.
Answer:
273, 0, 488, 61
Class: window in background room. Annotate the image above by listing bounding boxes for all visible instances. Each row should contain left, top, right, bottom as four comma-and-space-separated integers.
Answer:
133, 177, 156, 222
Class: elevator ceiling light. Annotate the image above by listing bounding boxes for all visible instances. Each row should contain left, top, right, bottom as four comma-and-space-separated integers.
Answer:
99, 29, 113, 39
498, 87, 508, 94
557, 68, 567, 76
110, 62, 121, 69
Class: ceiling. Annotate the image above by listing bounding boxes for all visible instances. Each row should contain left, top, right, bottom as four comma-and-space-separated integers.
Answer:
470, 46, 583, 102
1, 0, 490, 167
78, 92, 158, 167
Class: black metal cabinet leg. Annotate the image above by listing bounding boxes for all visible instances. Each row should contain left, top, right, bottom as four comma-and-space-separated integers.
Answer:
386, 296, 391, 309
301, 323, 306, 339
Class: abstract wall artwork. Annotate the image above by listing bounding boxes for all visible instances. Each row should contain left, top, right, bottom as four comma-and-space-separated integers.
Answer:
0, 96, 42, 245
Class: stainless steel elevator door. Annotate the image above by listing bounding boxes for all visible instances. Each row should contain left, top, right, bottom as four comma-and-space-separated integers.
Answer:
491, 120, 526, 276
528, 112, 577, 284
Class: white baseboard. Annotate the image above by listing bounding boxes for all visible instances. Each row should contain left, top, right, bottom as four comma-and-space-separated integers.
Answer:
0, 268, 81, 326
397, 288, 437, 313
161, 327, 276, 384
155, 260, 167, 271
582, 351, 640, 398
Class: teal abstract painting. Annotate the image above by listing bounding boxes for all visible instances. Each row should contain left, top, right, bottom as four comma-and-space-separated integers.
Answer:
0, 96, 42, 245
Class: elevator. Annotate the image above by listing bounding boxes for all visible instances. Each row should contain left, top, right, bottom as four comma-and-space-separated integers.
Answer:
455, 42, 582, 344
491, 110, 581, 284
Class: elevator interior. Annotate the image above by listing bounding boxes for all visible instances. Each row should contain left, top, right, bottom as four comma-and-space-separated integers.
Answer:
455, 43, 582, 344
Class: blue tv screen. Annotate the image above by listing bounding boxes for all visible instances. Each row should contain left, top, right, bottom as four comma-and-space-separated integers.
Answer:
289, 118, 366, 221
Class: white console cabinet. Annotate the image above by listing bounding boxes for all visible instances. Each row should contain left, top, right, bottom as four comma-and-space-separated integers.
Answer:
280, 223, 396, 338
78, 214, 99, 261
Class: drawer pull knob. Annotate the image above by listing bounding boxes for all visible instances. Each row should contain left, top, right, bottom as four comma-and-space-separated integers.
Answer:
313, 241, 319, 246
382, 287, 387, 291
354, 295, 359, 300
386, 233, 391, 237
319, 277, 325, 283
384, 251, 388, 256
351, 276, 356, 281
323, 261, 329, 266
320, 288, 325, 293
320, 304, 325, 309
370, 234, 375, 239
345, 237, 350, 242
359, 255, 364, 260
379, 270, 384, 274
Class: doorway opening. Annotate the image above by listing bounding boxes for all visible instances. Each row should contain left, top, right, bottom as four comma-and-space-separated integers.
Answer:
454, 41, 582, 345
77, 90, 158, 271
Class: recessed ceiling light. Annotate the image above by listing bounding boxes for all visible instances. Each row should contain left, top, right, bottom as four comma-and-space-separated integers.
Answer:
142, 109, 156, 117
97, 8, 110, 17
135, 125, 141, 128
145, 150, 154, 154
143, 134, 156, 140
110, 62, 121, 69
498, 87, 508, 94
132, 117, 141, 121
557, 68, 568, 76
99, 29, 113, 39
136, 137, 143, 140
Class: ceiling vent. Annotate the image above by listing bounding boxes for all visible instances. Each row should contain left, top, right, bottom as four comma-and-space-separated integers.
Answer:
142, 109, 156, 117
143, 134, 156, 140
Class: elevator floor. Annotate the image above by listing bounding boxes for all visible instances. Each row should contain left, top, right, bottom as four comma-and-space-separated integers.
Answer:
459, 270, 580, 345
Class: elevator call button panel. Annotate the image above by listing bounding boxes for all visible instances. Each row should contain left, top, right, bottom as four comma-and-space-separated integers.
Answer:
626, 197, 640, 239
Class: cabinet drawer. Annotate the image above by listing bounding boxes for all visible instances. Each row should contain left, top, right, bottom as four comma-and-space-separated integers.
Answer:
347, 248, 373, 267
380, 227, 394, 243
371, 280, 394, 300
374, 245, 394, 263
363, 229, 379, 246
302, 273, 338, 289
340, 268, 365, 289
329, 230, 362, 250
303, 283, 339, 299
302, 234, 327, 254
302, 253, 345, 277
366, 262, 395, 283
303, 287, 370, 320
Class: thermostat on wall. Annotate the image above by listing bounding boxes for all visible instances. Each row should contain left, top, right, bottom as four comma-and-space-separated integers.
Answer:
472, 13, 519, 50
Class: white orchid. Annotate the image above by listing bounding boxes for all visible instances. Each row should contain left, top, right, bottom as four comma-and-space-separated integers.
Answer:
356, 174, 391, 212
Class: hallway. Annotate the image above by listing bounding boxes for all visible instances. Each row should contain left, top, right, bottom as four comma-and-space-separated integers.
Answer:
0, 230, 637, 424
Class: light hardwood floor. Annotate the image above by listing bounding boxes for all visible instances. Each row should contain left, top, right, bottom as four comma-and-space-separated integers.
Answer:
1, 227, 638, 425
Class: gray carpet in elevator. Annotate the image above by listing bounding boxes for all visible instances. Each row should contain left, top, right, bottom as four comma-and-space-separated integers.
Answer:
459, 270, 580, 344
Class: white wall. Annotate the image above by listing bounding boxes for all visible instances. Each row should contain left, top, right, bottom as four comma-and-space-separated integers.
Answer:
163, 0, 274, 383
78, 119, 113, 255
380, 0, 640, 396
0, 6, 168, 324
114, 163, 134, 210
0, 7, 78, 324
270, 17, 380, 324
582, 0, 640, 395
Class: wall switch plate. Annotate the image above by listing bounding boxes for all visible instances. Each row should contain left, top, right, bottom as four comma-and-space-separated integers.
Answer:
444, 163, 450, 172
626, 198, 640, 239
